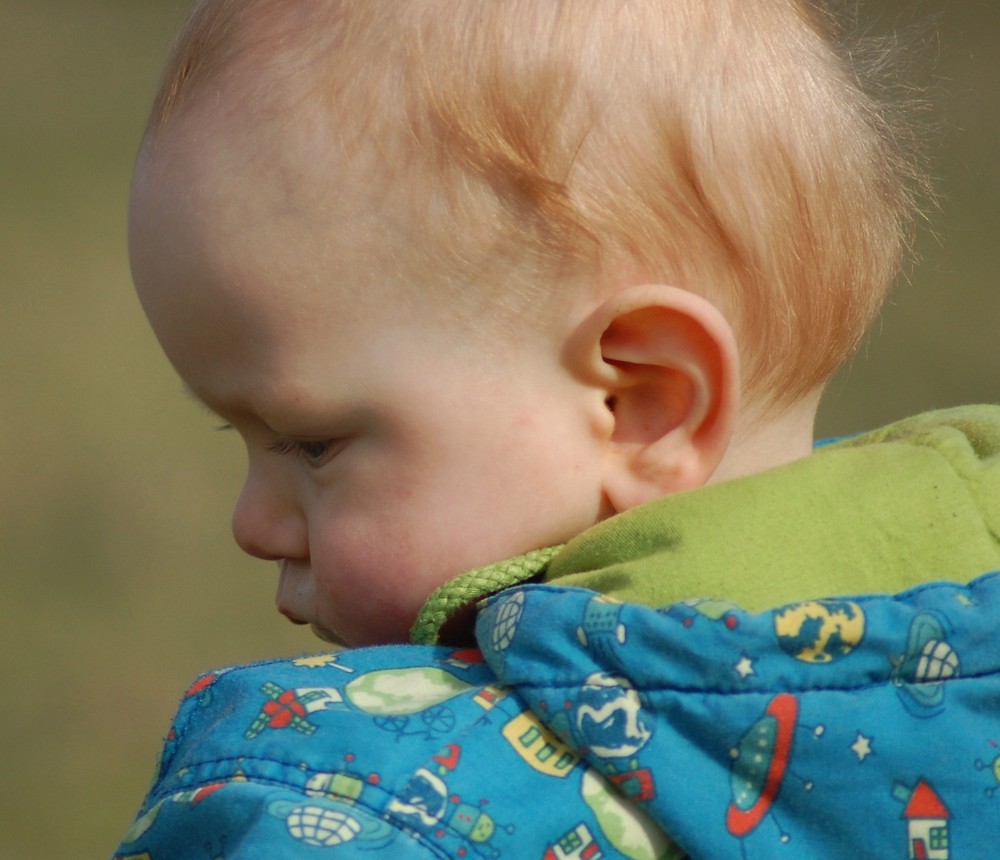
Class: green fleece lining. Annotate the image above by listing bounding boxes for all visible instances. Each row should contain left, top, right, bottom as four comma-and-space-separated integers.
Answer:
411, 405, 1000, 644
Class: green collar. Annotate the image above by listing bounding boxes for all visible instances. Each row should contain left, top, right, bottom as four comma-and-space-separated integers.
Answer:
410, 546, 563, 645
411, 406, 1000, 645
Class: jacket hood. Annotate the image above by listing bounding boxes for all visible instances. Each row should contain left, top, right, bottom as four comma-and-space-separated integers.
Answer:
476, 571, 1000, 857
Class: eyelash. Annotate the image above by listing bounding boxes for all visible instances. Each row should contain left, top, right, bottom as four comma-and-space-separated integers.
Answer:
213, 423, 337, 466
266, 438, 334, 464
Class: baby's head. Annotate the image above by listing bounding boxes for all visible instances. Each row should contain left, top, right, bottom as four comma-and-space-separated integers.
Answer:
129, 0, 921, 646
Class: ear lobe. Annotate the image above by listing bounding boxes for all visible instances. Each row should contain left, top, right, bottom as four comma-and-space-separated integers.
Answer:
582, 285, 739, 512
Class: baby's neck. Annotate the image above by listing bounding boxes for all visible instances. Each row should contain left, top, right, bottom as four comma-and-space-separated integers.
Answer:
709, 389, 822, 485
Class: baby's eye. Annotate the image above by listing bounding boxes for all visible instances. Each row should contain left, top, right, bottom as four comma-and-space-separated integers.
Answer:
298, 440, 331, 462
266, 437, 338, 467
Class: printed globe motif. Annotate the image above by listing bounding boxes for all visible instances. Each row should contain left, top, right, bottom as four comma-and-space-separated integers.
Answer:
286, 804, 361, 846
773, 600, 865, 663
915, 638, 959, 682
491, 591, 525, 652
891, 611, 959, 714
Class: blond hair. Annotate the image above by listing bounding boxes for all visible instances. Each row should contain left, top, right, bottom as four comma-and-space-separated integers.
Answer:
143, 0, 927, 406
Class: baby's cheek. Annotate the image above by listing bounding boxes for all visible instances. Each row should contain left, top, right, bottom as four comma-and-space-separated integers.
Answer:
315, 525, 423, 607
312, 503, 478, 643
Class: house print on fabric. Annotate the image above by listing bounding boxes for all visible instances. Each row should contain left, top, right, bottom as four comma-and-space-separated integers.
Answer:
895, 779, 951, 860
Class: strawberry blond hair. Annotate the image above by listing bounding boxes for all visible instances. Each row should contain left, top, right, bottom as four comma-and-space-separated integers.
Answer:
141, 0, 926, 406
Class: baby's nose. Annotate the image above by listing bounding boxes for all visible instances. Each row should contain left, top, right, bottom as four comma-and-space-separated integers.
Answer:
231, 471, 307, 562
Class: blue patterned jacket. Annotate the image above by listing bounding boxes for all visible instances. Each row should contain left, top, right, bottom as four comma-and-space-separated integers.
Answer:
115, 572, 1000, 859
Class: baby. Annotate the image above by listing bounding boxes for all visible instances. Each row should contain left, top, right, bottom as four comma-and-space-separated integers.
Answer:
117, 2, 1000, 858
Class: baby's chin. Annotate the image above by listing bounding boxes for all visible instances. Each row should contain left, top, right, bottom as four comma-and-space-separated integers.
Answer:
310, 622, 348, 649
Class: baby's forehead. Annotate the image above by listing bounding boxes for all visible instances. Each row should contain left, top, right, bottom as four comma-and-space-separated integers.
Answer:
150, 3, 392, 146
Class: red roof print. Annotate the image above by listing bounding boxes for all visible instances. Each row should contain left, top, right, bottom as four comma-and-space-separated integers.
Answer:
902, 780, 951, 820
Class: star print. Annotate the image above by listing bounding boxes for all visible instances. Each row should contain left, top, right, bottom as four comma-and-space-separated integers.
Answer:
851, 732, 874, 762
734, 655, 755, 679
293, 654, 354, 672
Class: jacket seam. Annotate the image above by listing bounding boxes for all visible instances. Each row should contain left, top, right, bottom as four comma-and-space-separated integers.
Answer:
145, 768, 462, 859
504, 664, 1000, 698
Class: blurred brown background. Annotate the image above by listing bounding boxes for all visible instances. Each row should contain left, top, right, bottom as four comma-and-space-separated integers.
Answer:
0, 1, 996, 856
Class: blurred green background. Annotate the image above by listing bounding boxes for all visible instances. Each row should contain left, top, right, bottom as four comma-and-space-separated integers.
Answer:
1, 1, 996, 857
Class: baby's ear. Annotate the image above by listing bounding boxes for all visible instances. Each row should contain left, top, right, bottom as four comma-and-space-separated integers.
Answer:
566, 285, 739, 513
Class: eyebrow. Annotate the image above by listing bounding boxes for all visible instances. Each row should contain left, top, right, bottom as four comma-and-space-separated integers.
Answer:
181, 382, 219, 416
181, 381, 205, 405
180, 385, 238, 431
